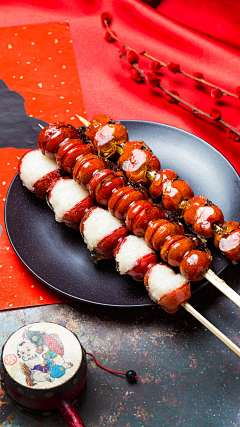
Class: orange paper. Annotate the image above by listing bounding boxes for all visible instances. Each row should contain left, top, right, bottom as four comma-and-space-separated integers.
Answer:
0, 22, 87, 310
0, 21, 87, 127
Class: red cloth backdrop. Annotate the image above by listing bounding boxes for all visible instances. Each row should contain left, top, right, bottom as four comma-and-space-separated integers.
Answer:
0, 0, 239, 309
0, 0, 239, 172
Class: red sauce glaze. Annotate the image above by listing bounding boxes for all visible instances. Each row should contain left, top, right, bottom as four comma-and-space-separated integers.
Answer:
149, 169, 178, 199
179, 250, 212, 281
159, 282, 191, 314
160, 235, 195, 267
144, 263, 191, 313
213, 221, 240, 249
121, 148, 160, 186
145, 219, 184, 251
219, 229, 240, 261
192, 205, 224, 239
62, 196, 95, 230
85, 114, 111, 140
183, 195, 208, 226
38, 123, 79, 159
96, 225, 128, 256
72, 154, 105, 187
108, 186, 147, 220
127, 252, 158, 281
160, 235, 186, 263
162, 179, 194, 213
165, 237, 195, 267
32, 169, 63, 199
93, 123, 128, 158
56, 139, 93, 174
145, 219, 170, 249
96, 176, 126, 206
88, 169, 116, 199
129, 203, 161, 237
117, 141, 145, 169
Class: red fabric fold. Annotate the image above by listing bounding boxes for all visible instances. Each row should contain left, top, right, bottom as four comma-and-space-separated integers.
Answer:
1, 0, 239, 173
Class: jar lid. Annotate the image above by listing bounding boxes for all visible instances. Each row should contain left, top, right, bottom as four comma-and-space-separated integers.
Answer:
2, 322, 82, 390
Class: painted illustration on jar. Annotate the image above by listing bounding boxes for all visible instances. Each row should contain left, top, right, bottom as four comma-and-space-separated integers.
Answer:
16, 329, 73, 386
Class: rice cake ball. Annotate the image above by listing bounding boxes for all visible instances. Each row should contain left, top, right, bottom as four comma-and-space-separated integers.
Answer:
18, 149, 62, 198
114, 235, 158, 281
48, 177, 95, 229
80, 206, 128, 259
144, 263, 191, 313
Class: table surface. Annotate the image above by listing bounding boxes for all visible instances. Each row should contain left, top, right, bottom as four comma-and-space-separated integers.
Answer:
0, 260, 240, 427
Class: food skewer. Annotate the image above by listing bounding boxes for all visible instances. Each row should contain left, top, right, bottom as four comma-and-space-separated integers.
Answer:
18, 153, 240, 356
17, 143, 240, 355
45, 117, 240, 308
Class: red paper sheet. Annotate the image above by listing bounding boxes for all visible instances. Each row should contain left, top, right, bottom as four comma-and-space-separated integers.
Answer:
0, 147, 72, 309
0, 21, 87, 310
0, 21, 86, 126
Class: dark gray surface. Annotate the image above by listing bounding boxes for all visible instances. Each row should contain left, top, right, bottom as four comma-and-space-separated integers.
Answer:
0, 79, 48, 150
0, 276, 239, 427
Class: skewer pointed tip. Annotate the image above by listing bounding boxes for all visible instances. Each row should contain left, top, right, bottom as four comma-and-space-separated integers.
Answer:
76, 114, 90, 127
38, 124, 44, 129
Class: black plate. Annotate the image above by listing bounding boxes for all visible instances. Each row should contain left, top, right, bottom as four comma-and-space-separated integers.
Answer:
4, 121, 240, 307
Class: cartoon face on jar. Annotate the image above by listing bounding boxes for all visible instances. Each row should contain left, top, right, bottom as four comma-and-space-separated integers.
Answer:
17, 339, 39, 362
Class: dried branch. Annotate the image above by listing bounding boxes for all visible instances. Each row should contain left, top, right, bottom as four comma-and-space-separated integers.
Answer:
100, 13, 240, 141
124, 56, 240, 139
103, 18, 239, 101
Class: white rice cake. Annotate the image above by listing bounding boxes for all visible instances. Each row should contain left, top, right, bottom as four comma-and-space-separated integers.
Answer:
147, 264, 187, 300
49, 178, 89, 222
20, 149, 59, 191
82, 207, 124, 251
115, 235, 155, 274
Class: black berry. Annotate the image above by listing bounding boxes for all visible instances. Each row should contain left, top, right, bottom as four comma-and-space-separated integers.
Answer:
126, 370, 137, 383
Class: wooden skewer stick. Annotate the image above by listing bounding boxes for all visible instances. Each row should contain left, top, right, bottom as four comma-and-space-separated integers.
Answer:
75, 114, 90, 128
38, 124, 44, 129
204, 270, 240, 308
181, 302, 240, 357
76, 114, 90, 127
